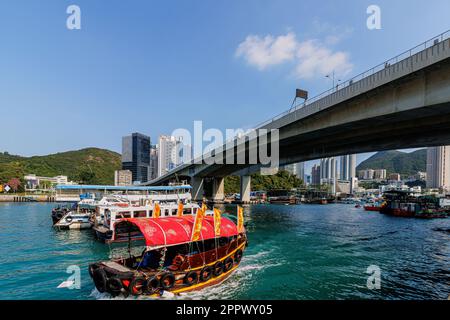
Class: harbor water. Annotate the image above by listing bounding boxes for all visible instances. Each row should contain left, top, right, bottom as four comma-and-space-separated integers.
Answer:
0, 202, 449, 300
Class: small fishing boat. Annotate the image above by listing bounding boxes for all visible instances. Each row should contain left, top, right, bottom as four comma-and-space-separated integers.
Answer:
53, 210, 94, 230
380, 191, 450, 219
363, 202, 384, 212
89, 207, 247, 297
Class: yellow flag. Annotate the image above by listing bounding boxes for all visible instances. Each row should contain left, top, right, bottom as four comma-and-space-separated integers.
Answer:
177, 201, 184, 217
237, 205, 244, 233
213, 208, 221, 237
154, 202, 161, 218
202, 202, 207, 213
191, 207, 205, 242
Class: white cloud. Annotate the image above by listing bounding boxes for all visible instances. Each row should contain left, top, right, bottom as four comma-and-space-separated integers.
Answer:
235, 32, 297, 70
235, 32, 353, 80
295, 40, 353, 79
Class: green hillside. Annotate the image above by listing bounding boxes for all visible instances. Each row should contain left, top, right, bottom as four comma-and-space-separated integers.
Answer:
356, 149, 427, 177
0, 148, 121, 186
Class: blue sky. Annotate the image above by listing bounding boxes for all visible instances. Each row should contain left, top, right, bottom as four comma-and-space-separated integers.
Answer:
0, 0, 449, 172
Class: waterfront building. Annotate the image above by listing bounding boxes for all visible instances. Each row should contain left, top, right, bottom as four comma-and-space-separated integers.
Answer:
374, 169, 387, 180
426, 146, 450, 190
358, 169, 375, 180
389, 173, 401, 182
280, 162, 305, 182
296, 162, 305, 181
24, 174, 73, 190
122, 132, 151, 184
320, 157, 337, 185
412, 171, 427, 181
339, 154, 356, 181
114, 170, 132, 186
158, 135, 183, 177
149, 144, 159, 180
311, 164, 321, 185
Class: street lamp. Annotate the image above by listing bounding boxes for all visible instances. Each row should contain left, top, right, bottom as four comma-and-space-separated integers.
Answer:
325, 71, 341, 91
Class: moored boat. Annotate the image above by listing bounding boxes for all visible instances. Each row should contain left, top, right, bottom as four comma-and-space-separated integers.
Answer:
380, 190, 450, 219
92, 200, 204, 242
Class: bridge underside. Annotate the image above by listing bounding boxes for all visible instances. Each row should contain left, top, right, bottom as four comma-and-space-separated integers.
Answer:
147, 45, 450, 187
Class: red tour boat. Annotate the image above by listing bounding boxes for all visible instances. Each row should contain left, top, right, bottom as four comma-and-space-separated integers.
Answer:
89, 206, 247, 297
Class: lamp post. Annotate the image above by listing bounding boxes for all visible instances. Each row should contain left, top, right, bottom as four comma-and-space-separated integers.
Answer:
326, 71, 341, 91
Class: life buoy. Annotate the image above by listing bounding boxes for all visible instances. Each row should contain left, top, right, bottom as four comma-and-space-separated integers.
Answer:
106, 277, 123, 296
146, 276, 160, 294
184, 270, 199, 285
199, 266, 212, 282
93, 268, 107, 293
129, 276, 146, 296
234, 249, 243, 263
160, 272, 175, 290
223, 257, 234, 272
213, 261, 224, 277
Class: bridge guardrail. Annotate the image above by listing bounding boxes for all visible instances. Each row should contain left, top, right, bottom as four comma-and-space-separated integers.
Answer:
254, 29, 450, 129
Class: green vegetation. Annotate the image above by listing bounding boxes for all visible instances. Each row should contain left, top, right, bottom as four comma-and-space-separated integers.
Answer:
356, 149, 426, 177
224, 170, 303, 194
0, 148, 121, 186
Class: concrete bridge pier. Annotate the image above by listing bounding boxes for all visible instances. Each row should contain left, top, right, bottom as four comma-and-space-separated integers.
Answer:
211, 177, 225, 202
191, 177, 204, 201
240, 175, 251, 203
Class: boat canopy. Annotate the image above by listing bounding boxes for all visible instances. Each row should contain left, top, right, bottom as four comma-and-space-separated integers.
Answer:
113, 216, 239, 247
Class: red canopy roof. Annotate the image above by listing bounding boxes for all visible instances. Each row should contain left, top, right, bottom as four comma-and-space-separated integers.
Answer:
113, 215, 240, 247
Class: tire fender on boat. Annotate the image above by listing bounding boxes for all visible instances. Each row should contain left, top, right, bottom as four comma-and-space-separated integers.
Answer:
160, 272, 175, 290
223, 257, 234, 272
184, 270, 199, 285
213, 261, 224, 277
106, 277, 123, 296
146, 276, 160, 294
93, 268, 107, 293
234, 249, 243, 263
129, 276, 146, 296
199, 266, 212, 282
88, 264, 98, 278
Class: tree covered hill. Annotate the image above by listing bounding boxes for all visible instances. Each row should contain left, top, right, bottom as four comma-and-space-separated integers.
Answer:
356, 149, 427, 177
0, 148, 121, 185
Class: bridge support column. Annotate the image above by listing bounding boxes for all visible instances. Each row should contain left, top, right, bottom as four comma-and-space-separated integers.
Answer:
191, 177, 204, 201
212, 177, 225, 202
240, 175, 251, 203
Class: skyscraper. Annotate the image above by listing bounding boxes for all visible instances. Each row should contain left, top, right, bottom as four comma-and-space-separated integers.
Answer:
149, 144, 159, 180
426, 146, 450, 190
311, 164, 321, 185
339, 154, 356, 181
296, 162, 305, 181
122, 133, 151, 184
158, 135, 183, 177
320, 157, 337, 183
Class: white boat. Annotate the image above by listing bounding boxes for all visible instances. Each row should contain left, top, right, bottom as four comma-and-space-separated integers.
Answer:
92, 200, 210, 242
53, 211, 94, 230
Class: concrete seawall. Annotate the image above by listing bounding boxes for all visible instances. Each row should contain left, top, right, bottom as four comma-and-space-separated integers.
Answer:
0, 195, 57, 202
